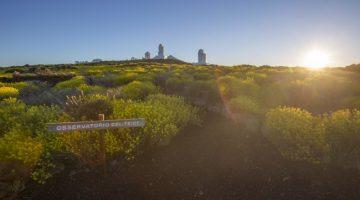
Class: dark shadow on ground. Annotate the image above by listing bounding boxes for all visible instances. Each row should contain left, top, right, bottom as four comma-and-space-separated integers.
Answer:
22, 114, 360, 200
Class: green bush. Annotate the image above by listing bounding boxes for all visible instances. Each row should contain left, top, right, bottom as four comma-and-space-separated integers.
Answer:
181, 80, 221, 106
88, 75, 120, 87
0, 87, 19, 99
146, 94, 201, 128
0, 98, 61, 137
0, 99, 61, 198
0, 131, 43, 198
0, 131, 43, 167
54, 76, 87, 89
60, 131, 105, 166
324, 109, 360, 170
113, 99, 176, 152
114, 72, 138, 86
229, 95, 260, 114
60, 94, 200, 164
121, 81, 158, 100
265, 106, 329, 164
64, 93, 113, 120
0, 82, 27, 90
78, 84, 105, 94
218, 76, 260, 99
0, 98, 26, 136
59, 127, 140, 165
113, 94, 200, 149
19, 82, 82, 106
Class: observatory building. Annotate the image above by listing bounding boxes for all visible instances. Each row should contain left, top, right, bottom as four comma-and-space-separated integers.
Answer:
143, 43, 182, 62
198, 49, 207, 65
145, 51, 151, 59
153, 44, 165, 59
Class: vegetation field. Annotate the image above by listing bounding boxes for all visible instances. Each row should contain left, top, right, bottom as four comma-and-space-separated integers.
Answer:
0, 60, 360, 199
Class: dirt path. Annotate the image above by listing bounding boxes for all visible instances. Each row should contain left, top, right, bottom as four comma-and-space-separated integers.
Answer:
23, 115, 360, 200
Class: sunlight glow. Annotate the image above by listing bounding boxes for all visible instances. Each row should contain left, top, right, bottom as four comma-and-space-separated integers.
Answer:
303, 50, 330, 69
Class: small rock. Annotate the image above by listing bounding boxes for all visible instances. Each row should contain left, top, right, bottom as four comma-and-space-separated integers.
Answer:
282, 177, 290, 182
199, 190, 204, 196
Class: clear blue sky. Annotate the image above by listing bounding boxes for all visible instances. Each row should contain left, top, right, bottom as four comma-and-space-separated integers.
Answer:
1, 0, 359, 67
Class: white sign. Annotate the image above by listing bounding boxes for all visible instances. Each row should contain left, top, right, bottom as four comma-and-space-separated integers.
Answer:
47, 118, 145, 132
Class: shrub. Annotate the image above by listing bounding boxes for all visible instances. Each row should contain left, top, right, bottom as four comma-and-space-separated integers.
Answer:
106, 87, 123, 99
0, 98, 61, 137
60, 94, 200, 164
265, 106, 329, 164
165, 73, 194, 94
0, 98, 63, 195
218, 76, 260, 99
0, 87, 19, 99
113, 94, 200, 149
113, 99, 176, 152
0, 82, 27, 90
121, 81, 158, 100
64, 93, 113, 120
0, 131, 43, 198
19, 82, 82, 106
182, 80, 221, 106
0, 98, 61, 150
87, 75, 119, 87
114, 73, 138, 86
237, 78, 261, 97
0, 131, 43, 167
18, 82, 48, 104
78, 84, 105, 94
324, 109, 360, 170
0, 98, 26, 136
59, 126, 141, 165
59, 131, 105, 166
0, 98, 61, 197
54, 76, 86, 89
146, 94, 201, 128
229, 95, 260, 114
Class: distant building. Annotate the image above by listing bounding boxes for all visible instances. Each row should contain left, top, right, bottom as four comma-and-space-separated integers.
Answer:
153, 44, 165, 59
75, 61, 89, 64
92, 59, 102, 62
158, 44, 164, 58
145, 51, 151, 59
140, 44, 184, 62
198, 49, 207, 65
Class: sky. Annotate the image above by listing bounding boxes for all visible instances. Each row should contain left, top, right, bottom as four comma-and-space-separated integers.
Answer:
0, 0, 359, 67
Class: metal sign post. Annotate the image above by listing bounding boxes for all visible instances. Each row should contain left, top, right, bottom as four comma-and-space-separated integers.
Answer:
98, 114, 106, 175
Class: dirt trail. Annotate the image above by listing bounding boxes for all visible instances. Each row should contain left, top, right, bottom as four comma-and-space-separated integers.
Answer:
23, 115, 360, 200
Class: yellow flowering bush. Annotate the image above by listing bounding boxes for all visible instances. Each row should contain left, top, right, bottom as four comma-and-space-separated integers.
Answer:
121, 81, 159, 100
60, 93, 200, 165
229, 95, 260, 114
0, 87, 19, 99
54, 76, 87, 89
265, 106, 329, 164
324, 109, 360, 170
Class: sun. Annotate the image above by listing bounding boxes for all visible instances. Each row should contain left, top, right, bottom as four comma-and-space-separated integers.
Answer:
303, 50, 330, 69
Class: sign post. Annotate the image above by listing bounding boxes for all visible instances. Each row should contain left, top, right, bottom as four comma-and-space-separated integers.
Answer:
47, 115, 145, 175
98, 114, 106, 175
